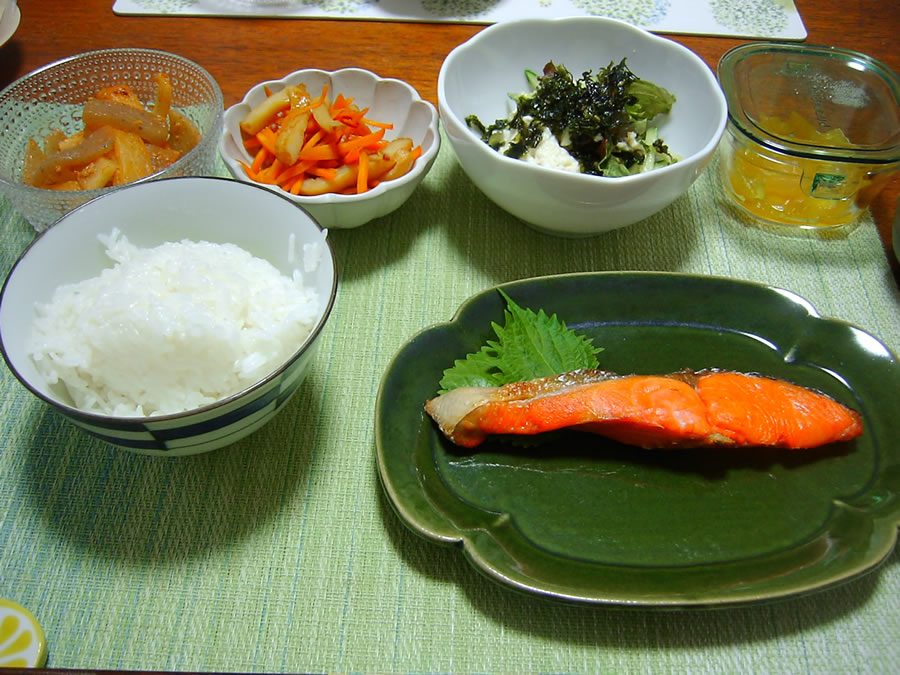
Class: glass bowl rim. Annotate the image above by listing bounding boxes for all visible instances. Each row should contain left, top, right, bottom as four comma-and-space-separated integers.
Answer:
717, 42, 900, 165
0, 47, 225, 194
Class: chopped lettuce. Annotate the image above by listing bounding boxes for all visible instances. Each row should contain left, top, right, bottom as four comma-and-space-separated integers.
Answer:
626, 79, 678, 120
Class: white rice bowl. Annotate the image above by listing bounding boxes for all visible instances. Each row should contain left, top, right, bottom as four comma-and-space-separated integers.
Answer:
0, 176, 338, 456
28, 229, 320, 417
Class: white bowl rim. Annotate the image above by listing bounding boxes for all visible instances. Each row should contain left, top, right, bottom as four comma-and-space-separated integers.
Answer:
0, 175, 338, 425
219, 66, 440, 204
437, 15, 728, 186
0, 47, 225, 194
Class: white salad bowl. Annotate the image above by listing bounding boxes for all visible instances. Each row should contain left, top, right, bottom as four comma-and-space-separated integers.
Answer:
220, 67, 440, 229
0, 177, 337, 456
438, 16, 728, 236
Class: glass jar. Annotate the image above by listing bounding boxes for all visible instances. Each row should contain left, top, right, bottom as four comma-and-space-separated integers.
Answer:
717, 43, 900, 230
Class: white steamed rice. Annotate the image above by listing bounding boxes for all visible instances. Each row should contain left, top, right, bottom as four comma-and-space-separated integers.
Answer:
27, 228, 322, 417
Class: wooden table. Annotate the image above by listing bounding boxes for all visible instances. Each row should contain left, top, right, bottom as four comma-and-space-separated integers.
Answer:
1, 0, 898, 258
1, 5, 899, 673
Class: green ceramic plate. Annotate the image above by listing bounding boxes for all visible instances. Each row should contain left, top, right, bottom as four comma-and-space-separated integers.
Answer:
375, 272, 900, 607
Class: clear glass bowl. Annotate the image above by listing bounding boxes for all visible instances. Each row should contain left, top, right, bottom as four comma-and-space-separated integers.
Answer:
0, 48, 224, 232
717, 43, 900, 230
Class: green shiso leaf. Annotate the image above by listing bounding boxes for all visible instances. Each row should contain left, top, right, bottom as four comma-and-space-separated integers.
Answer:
438, 290, 603, 394
436, 343, 503, 392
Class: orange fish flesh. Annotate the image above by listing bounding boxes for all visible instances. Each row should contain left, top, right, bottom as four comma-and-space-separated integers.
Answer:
424, 369, 863, 450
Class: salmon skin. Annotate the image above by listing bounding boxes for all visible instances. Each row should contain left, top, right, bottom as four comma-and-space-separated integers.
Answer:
424, 369, 863, 450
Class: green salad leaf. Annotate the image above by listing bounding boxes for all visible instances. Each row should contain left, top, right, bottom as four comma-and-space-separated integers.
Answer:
625, 79, 677, 120
438, 290, 603, 394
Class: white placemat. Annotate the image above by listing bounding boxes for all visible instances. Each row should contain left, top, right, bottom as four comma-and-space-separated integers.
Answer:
112, 0, 808, 40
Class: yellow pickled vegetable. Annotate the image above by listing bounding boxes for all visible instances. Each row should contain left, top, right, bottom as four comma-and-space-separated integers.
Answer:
724, 112, 876, 227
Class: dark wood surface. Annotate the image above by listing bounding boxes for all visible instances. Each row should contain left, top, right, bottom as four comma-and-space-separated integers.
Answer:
1, 0, 898, 274
0, 5, 897, 674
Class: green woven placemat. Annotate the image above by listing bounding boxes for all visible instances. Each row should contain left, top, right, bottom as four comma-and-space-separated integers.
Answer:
1, 135, 898, 673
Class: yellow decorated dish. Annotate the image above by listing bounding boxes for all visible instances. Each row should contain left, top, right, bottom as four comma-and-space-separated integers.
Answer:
0, 598, 47, 668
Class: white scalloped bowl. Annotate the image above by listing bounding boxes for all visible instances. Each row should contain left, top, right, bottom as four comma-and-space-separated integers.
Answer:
438, 17, 728, 236
220, 68, 440, 229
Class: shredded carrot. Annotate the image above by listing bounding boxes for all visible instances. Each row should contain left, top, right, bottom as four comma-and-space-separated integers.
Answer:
250, 146, 268, 174
237, 82, 422, 196
339, 128, 385, 156
357, 151, 370, 194
238, 160, 258, 182
310, 167, 338, 180
275, 161, 313, 186
299, 144, 340, 162
361, 118, 394, 130
257, 158, 285, 184
289, 176, 306, 195
271, 158, 285, 175
307, 85, 329, 111
255, 127, 278, 156
334, 108, 365, 128
302, 129, 326, 152
341, 120, 371, 137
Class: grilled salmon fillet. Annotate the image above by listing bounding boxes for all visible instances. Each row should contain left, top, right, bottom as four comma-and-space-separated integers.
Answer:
425, 369, 863, 449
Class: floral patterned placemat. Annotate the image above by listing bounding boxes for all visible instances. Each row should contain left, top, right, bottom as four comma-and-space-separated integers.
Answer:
112, 0, 807, 40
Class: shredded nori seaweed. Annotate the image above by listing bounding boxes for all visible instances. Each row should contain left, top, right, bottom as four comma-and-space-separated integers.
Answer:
466, 60, 676, 176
